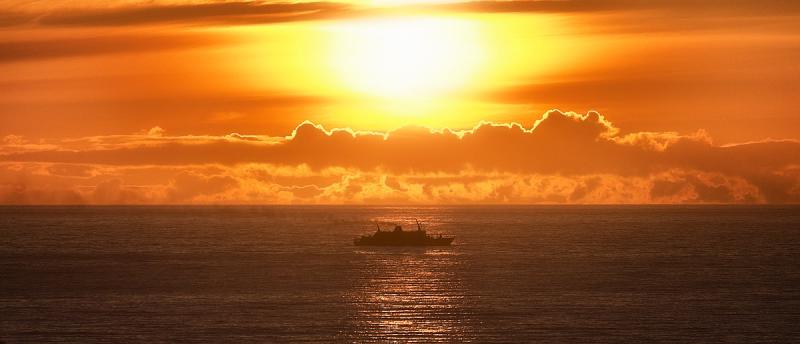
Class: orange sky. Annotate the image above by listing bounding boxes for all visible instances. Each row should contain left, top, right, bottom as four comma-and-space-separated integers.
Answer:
1, 0, 799, 204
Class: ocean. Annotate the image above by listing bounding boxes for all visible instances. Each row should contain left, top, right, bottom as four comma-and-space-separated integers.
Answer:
1, 205, 799, 343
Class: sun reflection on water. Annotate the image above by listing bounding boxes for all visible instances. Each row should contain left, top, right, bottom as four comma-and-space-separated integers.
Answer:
340, 248, 475, 342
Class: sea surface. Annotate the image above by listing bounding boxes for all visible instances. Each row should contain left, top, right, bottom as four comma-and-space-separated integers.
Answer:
1, 205, 799, 343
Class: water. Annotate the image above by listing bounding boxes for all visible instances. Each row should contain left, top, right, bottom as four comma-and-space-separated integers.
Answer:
1, 205, 799, 343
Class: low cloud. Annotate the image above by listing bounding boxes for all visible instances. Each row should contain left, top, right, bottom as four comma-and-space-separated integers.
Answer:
1, 1, 354, 28
0, 33, 228, 63
5, 0, 799, 29
437, 0, 800, 15
1, 110, 798, 204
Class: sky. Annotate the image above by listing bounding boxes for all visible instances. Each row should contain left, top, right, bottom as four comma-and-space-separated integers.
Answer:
1, 0, 799, 204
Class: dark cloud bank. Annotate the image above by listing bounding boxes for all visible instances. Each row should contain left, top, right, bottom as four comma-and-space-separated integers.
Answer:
2, 110, 799, 204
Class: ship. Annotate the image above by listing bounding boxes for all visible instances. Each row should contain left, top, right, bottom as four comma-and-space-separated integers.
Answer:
354, 219, 454, 246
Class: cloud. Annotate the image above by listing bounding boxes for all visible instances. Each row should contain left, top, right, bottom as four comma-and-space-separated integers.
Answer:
1, 110, 799, 204
0, 11, 29, 27
436, 0, 800, 15
0, 162, 778, 205
0, 110, 623, 172
4, 0, 798, 30
166, 171, 239, 202
7, 1, 354, 28
0, 33, 228, 63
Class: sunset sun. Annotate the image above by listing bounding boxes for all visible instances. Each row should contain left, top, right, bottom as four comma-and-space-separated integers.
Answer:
327, 16, 485, 99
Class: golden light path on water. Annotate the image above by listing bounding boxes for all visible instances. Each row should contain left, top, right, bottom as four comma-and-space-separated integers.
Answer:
341, 247, 475, 342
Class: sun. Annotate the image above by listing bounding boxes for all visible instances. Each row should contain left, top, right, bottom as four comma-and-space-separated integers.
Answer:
326, 16, 486, 100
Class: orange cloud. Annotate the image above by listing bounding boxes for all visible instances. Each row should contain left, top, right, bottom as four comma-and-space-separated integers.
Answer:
1, 110, 798, 204
6, 0, 799, 30
1, 2, 354, 28
0, 33, 229, 63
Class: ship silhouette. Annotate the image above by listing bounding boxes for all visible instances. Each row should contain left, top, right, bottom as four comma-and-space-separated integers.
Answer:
354, 219, 454, 246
